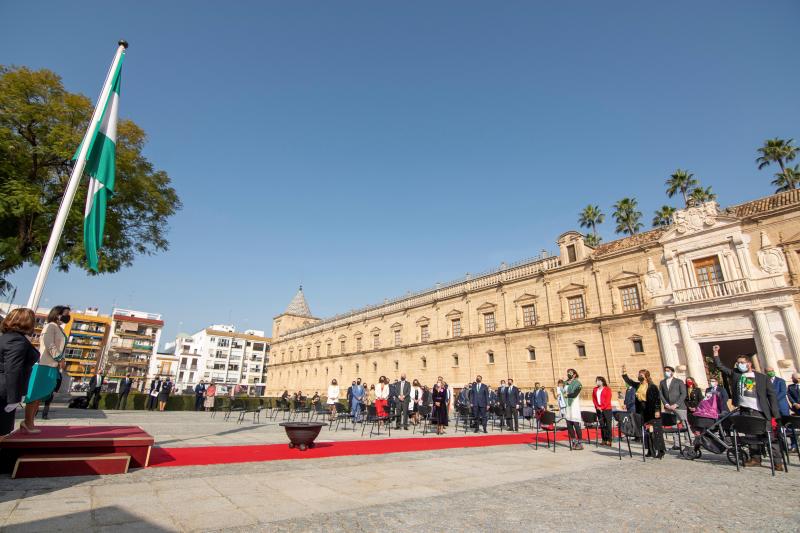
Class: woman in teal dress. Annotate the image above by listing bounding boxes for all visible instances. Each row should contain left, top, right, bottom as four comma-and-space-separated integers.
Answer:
23, 306, 69, 433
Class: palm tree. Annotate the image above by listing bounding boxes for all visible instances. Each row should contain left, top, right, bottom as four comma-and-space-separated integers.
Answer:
756, 138, 797, 177
771, 164, 800, 192
612, 198, 643, 235
584, 233, 601, 247
578, 204, 604, 243
665, 169, 698, 206
652, 205, 676, 228
689, 186, 717, 204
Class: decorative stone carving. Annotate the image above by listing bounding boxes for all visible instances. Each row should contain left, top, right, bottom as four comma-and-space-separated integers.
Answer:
673, 202, 719, 235
757, 231, 788, 275
644, 257, 665, 296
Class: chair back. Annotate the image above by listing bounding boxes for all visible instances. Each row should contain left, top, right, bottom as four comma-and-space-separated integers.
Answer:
580, 411, 598, 424
729, 414, 769, 436
367, 404, 377, 418
660, 412, 678, 428
781, 415, 800, 430
419, 405, 431, 417
539, 410, 556, 426
613, 411, 640, 437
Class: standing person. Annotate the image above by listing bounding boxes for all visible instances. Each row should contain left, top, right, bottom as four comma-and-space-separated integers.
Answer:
471, 375, 489, 433
147, 376, 162, 411
327, 379, 340, 420
497, 380, 507, 415
366, 384, 376, 406
705, 377, 729, 416
422, 385, 431, 408
117, 374, 133, 410
26, 306, 70, 427
624, 383, 637, 413
351, 378, 364, 423
712, 345, 781, 469
411, 379, 423, 425
158, 377, 173, 411
432, 380, 449, 435
346, 381, 355, 412
766, 367, 790, 419
658, 366, 689, 451
87, 372, 104, 409
504, 378, 520, 431
685, 377, 703, 413
204, 382, 217, 411
555, 380, 567, 419
533, 382, 548, 415
593, 376, 613, 446
395, 373, 411, 430
789, 374, 800, 415
41, 371, 64, 420
0, 308, 39, 437
622, 365, 665, 459
563, 369, 584, 450
193, 380, 206, 411
375, 376, 390, 428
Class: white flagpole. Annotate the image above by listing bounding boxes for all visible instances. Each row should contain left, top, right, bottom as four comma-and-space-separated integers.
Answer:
25, 40, 128, 311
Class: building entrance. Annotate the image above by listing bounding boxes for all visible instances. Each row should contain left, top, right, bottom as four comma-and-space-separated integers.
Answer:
699, 338, 758, 395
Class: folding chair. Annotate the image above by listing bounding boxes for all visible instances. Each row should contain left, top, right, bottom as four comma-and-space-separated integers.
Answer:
534, 411, 559, 453
613, 411, 641, 461
729, 414, 786, 476
580, 411, 600, 447
780, 415, 800, 465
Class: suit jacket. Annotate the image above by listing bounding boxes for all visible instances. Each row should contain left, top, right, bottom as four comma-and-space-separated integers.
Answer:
770, 376, 790, 417
396, 380, 411, 399
659, 377, 687, 410
533, 389, 548, 410
789, 383, 800, 410
0, 332, 40, 405
149, 379, 162, 393
505, 385, 520, 408
471, 383, 490, 408
120, 378, 133, 394
497, 386, 507, 406
194, 383, 206, 396
624, 387, 637, 413
89, 375, 105, 391
714, 356, 778, 420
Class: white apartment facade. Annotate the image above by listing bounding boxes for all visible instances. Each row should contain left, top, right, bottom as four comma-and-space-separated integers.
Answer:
104, 308, 164, 391
174, 324, 270, 396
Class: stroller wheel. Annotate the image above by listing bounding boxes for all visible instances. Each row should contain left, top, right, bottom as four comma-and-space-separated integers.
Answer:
726, 448, 748, 466
681, 446, 699, 460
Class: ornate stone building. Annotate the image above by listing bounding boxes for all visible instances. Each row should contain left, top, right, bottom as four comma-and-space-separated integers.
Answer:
266, 190, 800, 399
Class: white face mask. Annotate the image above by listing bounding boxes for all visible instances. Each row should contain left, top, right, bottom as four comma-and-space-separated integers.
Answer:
596, 381, 602, 387
736, 363, 749, 372
664, 371, 672, 378
710, 382, 718, 388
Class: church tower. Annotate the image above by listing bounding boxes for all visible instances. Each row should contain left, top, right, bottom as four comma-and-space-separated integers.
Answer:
272, 286, 320, 339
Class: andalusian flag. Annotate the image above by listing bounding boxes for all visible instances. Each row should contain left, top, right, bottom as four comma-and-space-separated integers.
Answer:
78, 53, 124, 271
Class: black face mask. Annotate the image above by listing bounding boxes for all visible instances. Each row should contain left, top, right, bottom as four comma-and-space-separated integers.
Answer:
61, 315, 71, 323
638, 376, 645, 383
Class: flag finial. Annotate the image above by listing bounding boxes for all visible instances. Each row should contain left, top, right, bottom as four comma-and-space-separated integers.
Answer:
118, 40, 129, 49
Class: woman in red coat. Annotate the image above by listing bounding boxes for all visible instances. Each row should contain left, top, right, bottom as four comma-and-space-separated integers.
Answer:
592, 376, 613, 446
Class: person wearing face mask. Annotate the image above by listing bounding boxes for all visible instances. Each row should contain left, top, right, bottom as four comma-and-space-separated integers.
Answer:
765, 367, 790, 419
705, 377, 729, 416
685, 377, 703, 413
622, 365, 665, 458
789, 373, 800, 415
658, 365, 688, 451
592, 376, 613, 446
563, 369, 584, 450
24, 306, 70, 432
712, 345, 781, 469
471, 375, 489, 433
0, 308, 39, 439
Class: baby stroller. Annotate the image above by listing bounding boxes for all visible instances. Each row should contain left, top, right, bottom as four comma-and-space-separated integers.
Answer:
681, 397, 747, 465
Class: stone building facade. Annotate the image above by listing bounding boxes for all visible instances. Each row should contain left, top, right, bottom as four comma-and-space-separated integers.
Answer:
266, 190, 800, 400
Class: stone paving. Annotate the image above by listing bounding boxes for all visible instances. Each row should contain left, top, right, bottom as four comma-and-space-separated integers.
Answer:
0, 406, 797, 532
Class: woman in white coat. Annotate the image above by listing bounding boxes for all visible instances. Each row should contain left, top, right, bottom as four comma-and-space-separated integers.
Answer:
326, 379, 340, 420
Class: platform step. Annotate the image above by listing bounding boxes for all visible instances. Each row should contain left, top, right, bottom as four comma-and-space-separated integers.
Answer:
12, 452, 131, 479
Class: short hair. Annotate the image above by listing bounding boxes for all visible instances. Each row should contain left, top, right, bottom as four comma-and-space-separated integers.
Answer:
46, 305, 70, 324
1, 308, 36, 335
664, 366, 675, 372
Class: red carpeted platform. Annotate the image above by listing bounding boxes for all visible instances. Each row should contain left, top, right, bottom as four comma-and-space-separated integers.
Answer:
12, 452, 131, 479
0, 426, 153, 475
150, 428, 600, 468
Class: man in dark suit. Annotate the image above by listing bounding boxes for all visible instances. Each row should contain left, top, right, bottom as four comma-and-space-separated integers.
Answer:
395, 373, 411, 430
346, 381, 356, 412
471, 375, 489, 433
87, 373, 104, 409
532, 382, 548, 413
713, 345, 781, 470
789, 373, 800, 414
194, 380, 207, 411
504, 378, 520, 431
765, 367, 790, 417
147, 377, 162, 411
658, 366, 688, 450
117, 374, 133, 409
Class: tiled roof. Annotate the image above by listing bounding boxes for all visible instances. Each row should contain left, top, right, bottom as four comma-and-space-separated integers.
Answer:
284, 287, 313, 317
728, 189, 800, 218
592, 228, 666, 257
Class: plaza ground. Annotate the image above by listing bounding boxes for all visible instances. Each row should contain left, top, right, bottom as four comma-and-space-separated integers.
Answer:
0, 406, 798, 532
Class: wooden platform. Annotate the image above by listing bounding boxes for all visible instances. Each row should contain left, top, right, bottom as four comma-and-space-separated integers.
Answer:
12, 452, 131, 478
0, 426, 153, 477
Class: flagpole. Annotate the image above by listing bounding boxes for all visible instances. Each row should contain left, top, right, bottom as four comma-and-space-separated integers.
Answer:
25, 40, 128, 311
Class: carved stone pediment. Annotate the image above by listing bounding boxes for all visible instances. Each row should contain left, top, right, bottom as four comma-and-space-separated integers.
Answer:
757, 231, 788, 275
475, 302, 497, 313
673, 202, 719, 235
415, 316, 430, 325
390, 322, 402, 330
513, 293, 538, 304
445, 309, 463, 318
557, 282, 586, 294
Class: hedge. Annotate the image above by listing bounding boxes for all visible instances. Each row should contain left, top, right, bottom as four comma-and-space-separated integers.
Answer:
94, 393, 278, 411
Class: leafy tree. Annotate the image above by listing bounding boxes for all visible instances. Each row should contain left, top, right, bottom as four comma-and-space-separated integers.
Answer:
771, 164, 800, 192
756, 137, 797, 177
689, 186, 717, 204
612, 198, 643, 235
0, 66, 181, 293
652, 205, 676, 228
578, 204, 604, 246
665, 169, 698, 206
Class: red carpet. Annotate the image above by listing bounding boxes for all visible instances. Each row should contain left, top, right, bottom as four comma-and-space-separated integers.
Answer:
150, 428, 601, 468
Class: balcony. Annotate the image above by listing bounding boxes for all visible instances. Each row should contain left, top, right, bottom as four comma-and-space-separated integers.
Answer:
673, 279, 752, 304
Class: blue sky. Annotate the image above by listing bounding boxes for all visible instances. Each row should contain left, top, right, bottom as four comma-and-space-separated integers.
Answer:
1, 2, 798, 347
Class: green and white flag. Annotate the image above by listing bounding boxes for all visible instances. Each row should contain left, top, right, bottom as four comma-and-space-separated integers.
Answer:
79, 54, 124, 271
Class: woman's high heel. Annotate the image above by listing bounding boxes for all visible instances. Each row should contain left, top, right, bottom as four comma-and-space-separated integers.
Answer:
19, 422, 41, 434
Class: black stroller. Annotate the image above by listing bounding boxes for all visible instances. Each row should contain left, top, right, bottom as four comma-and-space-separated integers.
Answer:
681, 409, 748, 465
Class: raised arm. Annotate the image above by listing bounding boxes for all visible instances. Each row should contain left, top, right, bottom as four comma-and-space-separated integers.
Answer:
622, 373, 638, 388
711, 345, 733, 378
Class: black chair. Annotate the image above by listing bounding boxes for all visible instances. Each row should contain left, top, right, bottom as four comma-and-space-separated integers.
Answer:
361, 405, 392, 438
224, 398, 246, 422
414, 405, 433, 435
241, 399, 264, 424
580, 411, 600, 447
490, 405, 506, 432
534, 411, 559, 453
455, 405, 475, 433
333, 402, 351, 431
613, 411, 643, 461
728, 414, 786, 476
210, 397, 222, 418
310, 402, 330, 423
780, 415, 800, 465
660, 412, 690, 452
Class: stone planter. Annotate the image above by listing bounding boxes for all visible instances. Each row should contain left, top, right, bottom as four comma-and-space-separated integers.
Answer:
279, 422, 325, 451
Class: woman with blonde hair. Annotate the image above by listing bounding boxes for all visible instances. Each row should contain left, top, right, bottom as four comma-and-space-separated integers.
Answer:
622, 365, 664, 458
326, 379, 340, 420
0, 308, 40, 437
25, 306, 70, 431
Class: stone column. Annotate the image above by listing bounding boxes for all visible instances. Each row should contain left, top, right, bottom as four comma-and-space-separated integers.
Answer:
779, 304, 800, 371
656, 320, 679, 369
753, 309, 780, 371
677, 318, 707, 388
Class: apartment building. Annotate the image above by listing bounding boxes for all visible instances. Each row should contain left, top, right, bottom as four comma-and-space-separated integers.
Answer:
104, 308, 164, 391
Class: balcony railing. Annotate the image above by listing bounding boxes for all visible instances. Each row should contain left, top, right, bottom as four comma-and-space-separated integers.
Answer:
673, 279, 751, 304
